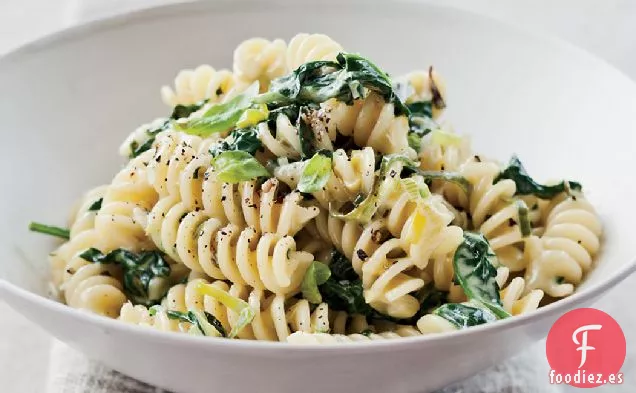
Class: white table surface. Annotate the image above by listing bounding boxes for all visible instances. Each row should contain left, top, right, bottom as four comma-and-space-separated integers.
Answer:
1, 1, 635, 392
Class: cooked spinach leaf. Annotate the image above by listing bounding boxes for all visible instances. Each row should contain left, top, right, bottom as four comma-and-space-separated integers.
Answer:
328, 249, 358, 281
79, 248, 171, 306
267, 104, 301, 128
170, 99, 207, 120
407, 101, 433, 119
453, 232, 510, 319
163, 310, 226, 337
297, 150, 333, 193
495, 155, 582, 199
311, 251, 372, 315
209, 127, 262, 157
298, 109, 317, 158
256, 53, 408, 116
319, 277, 374, 316
212, 151, 270, 183
433, 302, 497, 329
317, 250, 431, 324
415, 284, 447, 315
28, 222, 70, 239
88, 198, 103, 212
301, 261, 332, 304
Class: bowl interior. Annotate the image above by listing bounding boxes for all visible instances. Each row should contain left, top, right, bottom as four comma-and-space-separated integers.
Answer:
0, 0, 635, 298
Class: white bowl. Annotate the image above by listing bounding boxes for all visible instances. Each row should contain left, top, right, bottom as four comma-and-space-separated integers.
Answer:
1, 1, 635, 392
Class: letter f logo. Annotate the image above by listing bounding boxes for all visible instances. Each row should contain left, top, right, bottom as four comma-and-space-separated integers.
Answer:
572, 324, 602, 368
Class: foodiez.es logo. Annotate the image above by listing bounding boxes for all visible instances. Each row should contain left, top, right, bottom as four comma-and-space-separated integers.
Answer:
546, 308, 626, 387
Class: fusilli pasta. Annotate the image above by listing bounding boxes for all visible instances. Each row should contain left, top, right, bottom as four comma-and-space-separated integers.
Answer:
233, 38, 287, 91
523, 194, 601, 297
286, 33, 344, 71
160, 65, 238, 107
322, 93, 417, 158
34, 33, 602, 343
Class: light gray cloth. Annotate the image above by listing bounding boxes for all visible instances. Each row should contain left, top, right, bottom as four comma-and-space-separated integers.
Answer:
48, 341, 165, 393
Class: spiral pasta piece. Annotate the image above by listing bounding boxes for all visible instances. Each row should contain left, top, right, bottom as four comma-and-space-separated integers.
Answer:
257, 111, 334, 159
380, 184, 463, 270
416, 314, 458, 335
397, 67, 447, 119
160, 65, 239, 107
523, 194, 601, 297
233, 38, 287, 91
499, 277, 544, 316
356, 219, 424, 319
310, 212, 425, 319
418, 130, 473, 208
49, 151, 161, 317
287, 325, 421, 344
118, 117, 167, 159
322, 93, 416, 158
286, 33, 343, 71
274, 147, 376, 208
328, 311, 372, 335
146, 177, 318, 255
67, 185, 109, 239
119, 302, 181, 332
146, 131, 211, 197
144, 129, 319, 234
144, 197, 315, 294
50, 185, 108, 288
459, 161, 530, 272
94, 149, 159, 251
122, 277, 334, 341
309, 211, 363, 260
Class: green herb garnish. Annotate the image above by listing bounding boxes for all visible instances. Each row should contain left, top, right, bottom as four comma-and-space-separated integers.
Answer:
28, 222, 70, 239
257, 53, 408, 116
301, 261, 332, 304
212, 151, 270, 184
87, 198, 103, 212
175, 82, 259, 136
297, 150, 333, 193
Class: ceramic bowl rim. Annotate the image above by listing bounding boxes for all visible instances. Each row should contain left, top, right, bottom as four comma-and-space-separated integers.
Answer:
1, 0, 635, 351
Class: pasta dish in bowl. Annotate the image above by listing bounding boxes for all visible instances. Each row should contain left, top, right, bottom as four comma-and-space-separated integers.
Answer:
0, 1, 634, 392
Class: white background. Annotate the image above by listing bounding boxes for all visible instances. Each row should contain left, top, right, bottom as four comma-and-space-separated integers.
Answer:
0, 0, 635, 392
